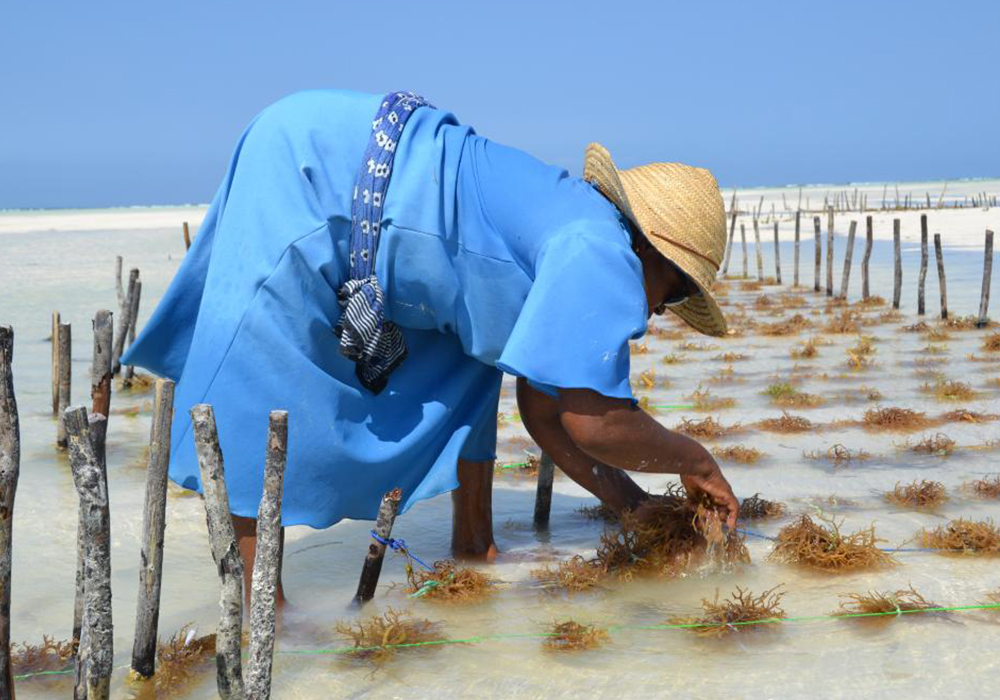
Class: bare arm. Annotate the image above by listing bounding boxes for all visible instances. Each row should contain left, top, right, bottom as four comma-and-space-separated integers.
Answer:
517, 378, 738, 528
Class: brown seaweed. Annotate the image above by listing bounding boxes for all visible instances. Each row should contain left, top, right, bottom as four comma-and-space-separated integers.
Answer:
920, 379, 978, 401
862, 406, 931, 432
711, 444, 765, 464
533, 555, 605, 594
918, 518, 1000, 554
670, 586, 786, 637
334, 608, 444, 662
407, 561, 496, 602
769, 514, 897, 571
9, 636, 75, 677
835, 585, 939, 620
966, 474, 1000, 499
675, 416, 742, 440
542, 621, 609, 651
941, 409, 999, 424
757, 411, 813, 433
905, 432, 956, 455
804, 444, 870, 465
883, 480, 948, 509
738, 494, 787, 520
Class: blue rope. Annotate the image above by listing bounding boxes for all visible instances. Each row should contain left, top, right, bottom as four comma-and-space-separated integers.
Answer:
370, 530, 435, 571
737, 527, 964, 553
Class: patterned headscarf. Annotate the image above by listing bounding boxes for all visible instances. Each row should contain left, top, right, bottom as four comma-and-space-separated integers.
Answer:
335, 91, 432, 394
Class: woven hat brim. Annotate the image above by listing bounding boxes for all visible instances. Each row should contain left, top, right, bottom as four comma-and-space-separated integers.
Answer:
583, 144, 728, 337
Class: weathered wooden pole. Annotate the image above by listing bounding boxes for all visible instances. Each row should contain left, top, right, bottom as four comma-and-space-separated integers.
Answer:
772, 221, 782, 284
752, 218, 763, 280
978, 230, 994, 327
56, 322, 72, 449
933, 233, 948, 319
182, 222, 192, 251
90, 311, 113, 450
825, 208, 835, 297
793, 210, 801, 286
0, 327, 20, 700
65, 406, 113, 700
813, 216, 821, 292
129, 379, 175, 679
918, 214, 929, 315
355, 488, 402, 605
112, 269, 139, 376
721, 193, 737, 276
862, 216, 874, 301
191, 404, 246, 700
115, 256, 125, 311
122, 281, 142, 388
51, 311, 61, 414
893, 219, 903, 310
533, 452, 555, 529
839, 220, 857, 299
740, 224, 748, 278
245, 411, 288, 700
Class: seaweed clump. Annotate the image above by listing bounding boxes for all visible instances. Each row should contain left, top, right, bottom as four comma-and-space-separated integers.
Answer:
757, 411, 813, 433
966, 474, 1000, 499
763, 382, 824, 408
335, 608, 444, 663
920, 379, 978, 401
906, 432, 956, 455
577, 502, 619, 522
918, 518, 1000, 554
711, 444, 764, 464
670, 586, 785, 637
769, 514, 896, 571
134, 627, 216, 696
533, 555, 605, 594
541, 621, 609, 651
804, 444, 870, 465
738, 494, 786, 520
862, 406, 930, 432
883, 480, 947, 510
407, 561, 496, 602
595, 487, 750, 579
835, 585, 939, 621
688, 387, 737, 411
10, 636, 76, 677
790, 338, 821, 359
983, 332, 1000, 352
941, 409, 999, 424
675, 416, 742, 440
759, 314, 813, 336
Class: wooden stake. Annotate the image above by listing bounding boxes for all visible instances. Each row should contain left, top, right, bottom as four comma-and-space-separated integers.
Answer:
182, 222, 192, 251
839, 220, 857, 299
862, 216, 873, 301
772, 221, 782, 285
246, 411, 288, 700
825, 207, 835, 296
90, 311, 113, 448
533, 452, 555, 528
354, 488, 402, 605
933, 233, 948, 319
130, 379, 175, 679
793, 210, 801, 287
752, 218, 763, 280
65, 406, 113, 700
740, 224, 748, 278
115, 257, 125, 311
813, 216, 821, 292
191, 404, 246, 700
978, 230, 994, 328
893, 219, 903, 309
112, 269, 139, 376
917, 214, 929, 315
722, 196, 737, 276
122, 281, 142, 388
57, 322, 72, 449
51, 311, 61, 414
0, 327, 20, 700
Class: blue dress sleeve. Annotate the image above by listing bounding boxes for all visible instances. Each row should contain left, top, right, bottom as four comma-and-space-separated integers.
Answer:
497, 229, 648, 401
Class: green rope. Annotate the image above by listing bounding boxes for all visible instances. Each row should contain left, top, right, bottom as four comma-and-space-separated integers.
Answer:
15, 603, 999, 679
279, 602, 1000, 656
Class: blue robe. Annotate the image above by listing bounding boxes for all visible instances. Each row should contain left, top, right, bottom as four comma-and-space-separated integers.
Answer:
124, 89, 647, 528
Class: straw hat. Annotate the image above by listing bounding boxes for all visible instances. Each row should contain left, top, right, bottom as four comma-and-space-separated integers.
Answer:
583, 143, 728, 337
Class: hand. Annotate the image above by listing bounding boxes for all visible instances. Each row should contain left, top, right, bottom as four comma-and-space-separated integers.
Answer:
680, 460, 739, 530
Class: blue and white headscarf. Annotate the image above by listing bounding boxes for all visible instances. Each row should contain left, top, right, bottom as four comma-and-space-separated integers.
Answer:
335, 91, 432, 394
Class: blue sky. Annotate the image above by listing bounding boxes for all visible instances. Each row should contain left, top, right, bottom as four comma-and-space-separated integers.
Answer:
2, 0, 998, 209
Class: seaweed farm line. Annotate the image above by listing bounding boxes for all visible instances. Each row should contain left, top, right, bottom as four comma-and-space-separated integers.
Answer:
0, 198, 998, 700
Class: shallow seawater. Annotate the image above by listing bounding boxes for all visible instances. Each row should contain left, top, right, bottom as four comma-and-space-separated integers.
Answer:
2, 218, 1000, 699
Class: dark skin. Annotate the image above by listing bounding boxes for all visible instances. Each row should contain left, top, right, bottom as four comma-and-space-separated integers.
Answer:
234, 228, 739, 604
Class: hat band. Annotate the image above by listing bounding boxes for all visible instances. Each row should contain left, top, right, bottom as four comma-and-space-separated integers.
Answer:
649, 231, 721, 272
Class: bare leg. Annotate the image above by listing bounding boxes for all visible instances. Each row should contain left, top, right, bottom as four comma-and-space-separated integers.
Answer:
232, 514, 287, 607
451, 459, 498, 561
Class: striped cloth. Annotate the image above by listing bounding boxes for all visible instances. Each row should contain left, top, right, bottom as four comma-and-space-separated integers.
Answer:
335, 91, 432, 393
